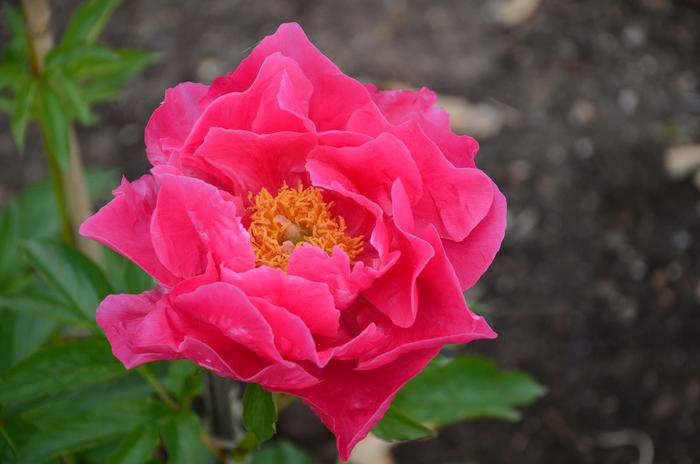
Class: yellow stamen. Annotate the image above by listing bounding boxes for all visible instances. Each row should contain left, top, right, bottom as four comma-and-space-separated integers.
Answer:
247, 183, 364, 270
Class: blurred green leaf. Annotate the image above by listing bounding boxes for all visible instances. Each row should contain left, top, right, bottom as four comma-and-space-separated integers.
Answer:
10, 79, 37, 152
16, 399, 165, 464
161, 411, 215, 464
0, 203, 22, 287
162, 360, 202, 403
63, 0, 121, 45
0, 288, 84, 327
243, 383, 277, 446
106, 425, 159, 464
0, 96, 12, 113
49, 69, 94, 124
0, 339, 125, 405
250, 440, 315, 464
373, 406, 435, 442
69, 49, 154, 78
0, 415, 36, 464
0, 63, 25, 92
21, 371, 152, 425
0, 311, 55, 374
391, 355, 546, 426
24, 239, 112, 320
36, 83, 70, 170
103, 249, 154, 295
45, 43, 118, 72
1, 5, 28, 66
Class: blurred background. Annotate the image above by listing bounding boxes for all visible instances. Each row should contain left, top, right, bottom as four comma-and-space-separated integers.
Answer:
1, 0, 699, 463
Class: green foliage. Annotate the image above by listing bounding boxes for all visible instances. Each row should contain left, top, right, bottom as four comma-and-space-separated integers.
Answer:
161, 411, 216, 464
251, 440, 316, 464
243, 383, 278, 446
374, 355, 546, 441
0, 2, 154, 170
106, 425, 159, 464
372, 406, 435, 442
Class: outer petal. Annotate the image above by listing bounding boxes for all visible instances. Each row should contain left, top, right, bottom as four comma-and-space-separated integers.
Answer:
222, 266, 340, 337
367, 85, 479, 168
145, 82, 209, 166
206, 23, 372, 130
80, 175, 179, 288
359, 224, 496, 370
182, 53, 314, 154
282, 348, 441, 461
444, 188, 507, 290
150, 171, 255, 279
189, 128, 315, 196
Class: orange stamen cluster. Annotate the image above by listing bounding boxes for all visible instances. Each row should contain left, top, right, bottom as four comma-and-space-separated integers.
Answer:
247, 183, 364, 270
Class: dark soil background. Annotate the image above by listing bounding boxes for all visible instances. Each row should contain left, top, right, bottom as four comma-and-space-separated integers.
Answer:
2, 0, 700, 463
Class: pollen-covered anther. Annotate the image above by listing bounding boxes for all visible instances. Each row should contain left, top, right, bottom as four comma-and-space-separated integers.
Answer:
247, 183, 364, 270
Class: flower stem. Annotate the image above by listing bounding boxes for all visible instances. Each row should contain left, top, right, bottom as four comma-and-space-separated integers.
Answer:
136, 366, 180, 411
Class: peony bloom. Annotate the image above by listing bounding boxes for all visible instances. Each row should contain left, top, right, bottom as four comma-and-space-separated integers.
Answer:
81, 23, 506, 460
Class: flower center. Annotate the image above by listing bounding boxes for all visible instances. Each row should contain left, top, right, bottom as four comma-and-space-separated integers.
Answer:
247, 183, 364, 270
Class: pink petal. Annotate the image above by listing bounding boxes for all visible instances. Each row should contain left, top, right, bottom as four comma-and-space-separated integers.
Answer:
182, 53, 314, 155
362, 180, 434, 328
189, 128, 315, 196
359, 224, 496, 370
222, 266, 340, 337
367, 86, 479, 168
206, 23, 372, 131
80, 175, 179, 288
444, 188, 507, 290
307, 133, 422, 214
283, 347, 441, 461
287, 245, 376, 310
317, 323, 387, 367
150, 172, 255, 279
145, 82, 208, 166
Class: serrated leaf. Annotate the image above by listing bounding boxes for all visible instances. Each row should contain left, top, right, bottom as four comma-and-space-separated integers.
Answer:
161, 411, 215, 464
10, 79, 37, 152
24, 239, 112, 320
0, 339, 125, 404
63, 0, 121, 45
391, 355, 546, 426
49, 69, 94, 124
243, 383, 277, 446
106, 425, 159, 464
372, 406, 435, 442
250, 440, 315, 464
16, 399, 165, 464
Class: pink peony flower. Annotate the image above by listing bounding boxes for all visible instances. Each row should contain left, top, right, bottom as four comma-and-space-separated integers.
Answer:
81, 23, 506, 460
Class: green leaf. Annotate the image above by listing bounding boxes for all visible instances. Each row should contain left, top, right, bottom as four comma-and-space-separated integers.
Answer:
69, 49, 154, 78
45, 42, 119, 70
0, 96, 12, 113
391, 356, 546, 426
1, 5, 28, 66
162, 360, 202, 402
24, 239, 113, 320
103, 249, 154, 295
250, 440, 315, 464
0, 287, 88, 326
36, 83, 71, 169
243, 383, 277, 446
0, 63, 25, 92
106, 425, 159, 464
16, 399, 165, 464
0, 339, 125, 404
0, 203, 21, 286
161, 411, 215, 464
0, 415, 36, 464
10, 79, 37, 152
372, 406, 435, 442
49, 69, 94, 124
0, 310, 55, 374
63, 0, 121, 45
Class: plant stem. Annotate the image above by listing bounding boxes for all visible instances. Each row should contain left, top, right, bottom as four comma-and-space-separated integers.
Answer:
21, 0, 99, 261
137, 366, 180, 411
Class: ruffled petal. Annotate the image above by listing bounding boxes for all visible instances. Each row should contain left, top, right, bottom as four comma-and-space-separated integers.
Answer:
222, 266, 340, 337
150, 171, 255, 279
80, 175, 179, 287
206, 23, 372, 131
444, 188, 507, 290
189, 128, 315, 196
283, 347, 440, 461
145, 82, 209, 165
